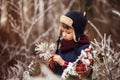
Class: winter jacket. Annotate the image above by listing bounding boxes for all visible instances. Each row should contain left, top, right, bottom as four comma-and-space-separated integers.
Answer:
49, 35, 93, 79
54, 44, 90, 75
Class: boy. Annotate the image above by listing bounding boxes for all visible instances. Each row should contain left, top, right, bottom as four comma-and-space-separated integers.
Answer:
48, 11, 93, 80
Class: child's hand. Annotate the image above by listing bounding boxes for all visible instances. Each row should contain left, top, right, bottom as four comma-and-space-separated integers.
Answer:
53, 55, 65, 66
48, 51, 55, 62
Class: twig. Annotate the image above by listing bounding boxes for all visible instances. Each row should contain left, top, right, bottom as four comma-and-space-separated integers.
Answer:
88, 20, 103, 39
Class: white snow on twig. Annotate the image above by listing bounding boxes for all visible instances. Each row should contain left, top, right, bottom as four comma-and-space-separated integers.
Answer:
23, 64, 61, 80
35, 42, 56, 60
112, 10, 120, 17
61, 48, 93, 80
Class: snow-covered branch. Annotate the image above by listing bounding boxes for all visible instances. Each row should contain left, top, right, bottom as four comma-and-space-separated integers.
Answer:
35, 42, 56, 60
112, 10, 120, 17
61, 47, 93, 80
91, 34, 120, 80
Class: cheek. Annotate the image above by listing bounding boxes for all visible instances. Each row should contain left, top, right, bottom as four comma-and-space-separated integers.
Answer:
68, 34, 73, 40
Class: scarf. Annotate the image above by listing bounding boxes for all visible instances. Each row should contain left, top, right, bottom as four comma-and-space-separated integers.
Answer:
60, 35, 90, 53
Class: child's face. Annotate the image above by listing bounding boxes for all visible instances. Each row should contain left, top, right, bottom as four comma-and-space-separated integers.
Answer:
61, 26, 73, 40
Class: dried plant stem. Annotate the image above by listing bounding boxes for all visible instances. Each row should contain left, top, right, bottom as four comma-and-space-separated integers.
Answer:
88, 20, 103, 39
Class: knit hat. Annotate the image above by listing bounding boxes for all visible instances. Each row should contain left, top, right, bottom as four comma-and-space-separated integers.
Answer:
60, 11, 88, 42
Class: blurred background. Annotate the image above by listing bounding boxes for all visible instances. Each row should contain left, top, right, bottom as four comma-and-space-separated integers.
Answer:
0, 0, 120, 80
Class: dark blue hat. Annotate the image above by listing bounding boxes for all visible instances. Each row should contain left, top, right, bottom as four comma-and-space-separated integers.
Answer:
65, 11, 88, 41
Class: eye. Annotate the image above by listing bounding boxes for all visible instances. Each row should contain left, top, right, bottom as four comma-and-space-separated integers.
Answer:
61, 30, 65, 33
66, 31, 71, 34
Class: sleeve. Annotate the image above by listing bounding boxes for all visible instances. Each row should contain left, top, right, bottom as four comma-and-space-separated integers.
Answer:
48, 61, 57, 72
62, 61, 69, 69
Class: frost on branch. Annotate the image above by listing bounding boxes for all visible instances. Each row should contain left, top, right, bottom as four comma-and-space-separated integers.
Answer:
61, 62, 78, 80
23, 63, 61, 80
61, 46, 93, 80
23, 41, 61, 80
35, 42, 56, 60
91, 34, 120, 80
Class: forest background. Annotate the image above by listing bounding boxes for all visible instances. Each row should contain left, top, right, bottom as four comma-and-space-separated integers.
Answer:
0, 0, 120, 80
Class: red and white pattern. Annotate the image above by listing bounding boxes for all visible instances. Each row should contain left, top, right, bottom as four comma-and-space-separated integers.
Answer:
76, 47, 93, 73
61, 46, 93, 79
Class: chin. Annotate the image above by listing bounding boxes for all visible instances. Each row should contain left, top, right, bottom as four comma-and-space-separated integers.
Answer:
62, 37, 73, 41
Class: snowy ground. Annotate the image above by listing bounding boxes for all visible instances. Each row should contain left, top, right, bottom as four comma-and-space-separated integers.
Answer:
23, 64, 61, 80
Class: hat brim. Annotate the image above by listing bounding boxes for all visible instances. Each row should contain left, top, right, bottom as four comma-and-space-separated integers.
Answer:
60, 15, 73, 27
